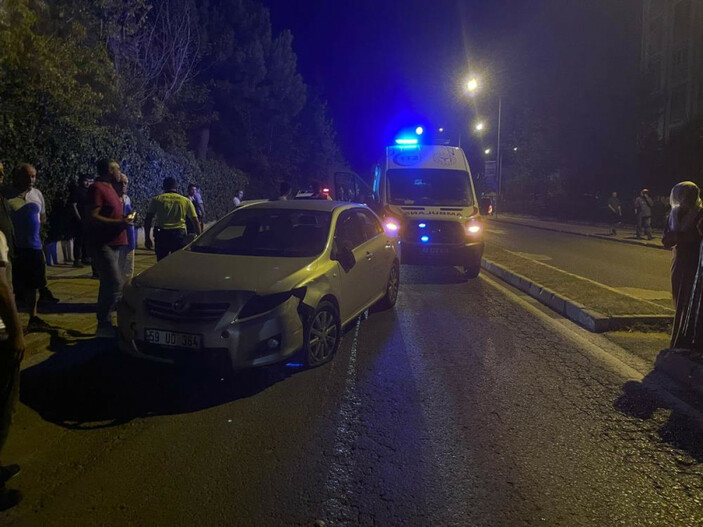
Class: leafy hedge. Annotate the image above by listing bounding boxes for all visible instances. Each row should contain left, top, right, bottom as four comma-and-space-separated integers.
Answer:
14, 125, 247, 226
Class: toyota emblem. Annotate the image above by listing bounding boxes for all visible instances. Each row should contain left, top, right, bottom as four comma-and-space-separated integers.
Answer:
172, 297, 189, 313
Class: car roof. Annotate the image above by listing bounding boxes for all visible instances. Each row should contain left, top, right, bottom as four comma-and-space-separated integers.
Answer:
239, 199, 363, 213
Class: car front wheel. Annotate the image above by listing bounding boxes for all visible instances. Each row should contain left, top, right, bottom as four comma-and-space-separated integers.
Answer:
377, 262, 400, 309
303, 300, 341, 367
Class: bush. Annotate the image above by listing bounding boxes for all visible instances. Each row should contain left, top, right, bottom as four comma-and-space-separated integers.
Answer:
19, 126, 247, 226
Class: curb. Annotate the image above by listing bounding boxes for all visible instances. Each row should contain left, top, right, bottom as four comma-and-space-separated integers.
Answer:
489, 217, 667, 251
655, 349, 703, 398
481, 258, 673, 333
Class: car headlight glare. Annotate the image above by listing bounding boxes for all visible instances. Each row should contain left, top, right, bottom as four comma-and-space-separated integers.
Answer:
466, 219, 482, 236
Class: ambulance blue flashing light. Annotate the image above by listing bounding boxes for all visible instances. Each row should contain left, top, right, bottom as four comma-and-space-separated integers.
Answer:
420, 235, 430, 243
419, 223, 427, 228
415, 126, 424, 135
395, 138, 418, 145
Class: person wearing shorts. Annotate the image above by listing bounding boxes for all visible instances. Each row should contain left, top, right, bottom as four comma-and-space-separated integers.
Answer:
7, 165, 51, 333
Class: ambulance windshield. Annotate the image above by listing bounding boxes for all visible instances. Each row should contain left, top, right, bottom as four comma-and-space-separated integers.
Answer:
387, 169, 473, 207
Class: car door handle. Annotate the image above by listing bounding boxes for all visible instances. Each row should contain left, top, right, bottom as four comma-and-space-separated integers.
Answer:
366, 251, 374, 260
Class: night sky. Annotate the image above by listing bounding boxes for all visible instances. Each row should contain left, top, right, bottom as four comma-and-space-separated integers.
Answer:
266, 0, 642, 182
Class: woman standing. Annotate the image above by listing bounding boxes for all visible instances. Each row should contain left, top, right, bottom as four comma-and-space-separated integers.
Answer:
662, 182, 703, 348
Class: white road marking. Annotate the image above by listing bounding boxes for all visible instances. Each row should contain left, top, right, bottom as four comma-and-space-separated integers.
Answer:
615, 287, 672, 301
320, 312, 365, 524
510, 251, 552, 262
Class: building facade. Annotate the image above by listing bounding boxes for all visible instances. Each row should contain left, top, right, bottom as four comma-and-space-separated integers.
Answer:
641, 0, 703, 139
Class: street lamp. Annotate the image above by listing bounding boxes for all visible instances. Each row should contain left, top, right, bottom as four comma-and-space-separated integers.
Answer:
466, 78, 479, 94
475, 121, 485, 132
416, 126, 424, 135
513, 146, 518, 152
484, 148, 491, 155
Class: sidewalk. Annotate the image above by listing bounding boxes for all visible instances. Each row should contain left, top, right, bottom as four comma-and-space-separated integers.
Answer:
22, 250, 156, 360
490, 213, 666, 250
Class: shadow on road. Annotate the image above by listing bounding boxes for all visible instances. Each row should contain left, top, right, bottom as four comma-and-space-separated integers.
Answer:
38, 302, 97, 314
20, 336, 299, 430
401, 266, 467, 285
614, 378, 703, 462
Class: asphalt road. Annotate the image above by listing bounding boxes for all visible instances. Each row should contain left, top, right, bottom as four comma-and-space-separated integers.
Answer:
485, 221, 673, 299
3, 267, 703, 526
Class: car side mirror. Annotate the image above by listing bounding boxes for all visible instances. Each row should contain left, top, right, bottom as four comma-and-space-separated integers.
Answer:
335, 240, 356, 272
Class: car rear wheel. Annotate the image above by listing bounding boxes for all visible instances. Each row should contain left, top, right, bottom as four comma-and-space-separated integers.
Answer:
303, 300, 341, 367
377, 262, 400, 309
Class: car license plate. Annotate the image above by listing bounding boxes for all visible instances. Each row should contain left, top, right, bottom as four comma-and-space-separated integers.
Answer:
144, 329, 202, 349
421, 247, 449, 255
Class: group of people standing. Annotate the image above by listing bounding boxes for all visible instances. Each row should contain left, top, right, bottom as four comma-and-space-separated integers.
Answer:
89, 164, 202, 336
607, 189, 657, 239
0, 159, 205, 510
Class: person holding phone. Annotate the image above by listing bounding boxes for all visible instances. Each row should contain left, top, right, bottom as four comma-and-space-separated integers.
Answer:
88, 159, 133, 337
116, 173, 136, 285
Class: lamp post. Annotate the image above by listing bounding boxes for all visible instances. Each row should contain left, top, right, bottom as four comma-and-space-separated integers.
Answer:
496, 96, 502, 197
464, 77, 504, 204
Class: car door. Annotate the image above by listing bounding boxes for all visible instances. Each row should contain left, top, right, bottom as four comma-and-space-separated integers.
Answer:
333, 210, 375, 321
356, 209, 395, 296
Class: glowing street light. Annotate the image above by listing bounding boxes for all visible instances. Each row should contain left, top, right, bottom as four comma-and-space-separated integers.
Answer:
415, 126, 424, 135
475, 121, 485, 132
438, 127, 444, 132
484, 148, 492, 155
466, 78, 479, 93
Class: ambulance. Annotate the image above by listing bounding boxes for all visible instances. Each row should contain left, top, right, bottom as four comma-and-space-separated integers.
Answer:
372, 143, 484, 278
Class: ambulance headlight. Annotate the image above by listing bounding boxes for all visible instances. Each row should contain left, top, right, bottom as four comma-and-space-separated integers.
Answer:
466, 219, 482, 236
384, 217, 400, 236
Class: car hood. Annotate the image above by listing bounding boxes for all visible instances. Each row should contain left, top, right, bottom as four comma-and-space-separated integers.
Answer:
135, 249, 320, 294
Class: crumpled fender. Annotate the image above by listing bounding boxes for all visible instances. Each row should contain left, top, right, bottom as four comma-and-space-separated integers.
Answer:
296, 272, 336, 322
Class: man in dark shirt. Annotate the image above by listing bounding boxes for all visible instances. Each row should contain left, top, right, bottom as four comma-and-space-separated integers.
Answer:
68, 174, 94, 267
607, 191, 622, 236
88, 159, 131, 337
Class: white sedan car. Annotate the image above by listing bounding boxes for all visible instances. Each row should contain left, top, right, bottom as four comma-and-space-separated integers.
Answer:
117, 200, 400, 370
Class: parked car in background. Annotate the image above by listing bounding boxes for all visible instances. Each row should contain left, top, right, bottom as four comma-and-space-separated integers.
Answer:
118, 200, 400, 371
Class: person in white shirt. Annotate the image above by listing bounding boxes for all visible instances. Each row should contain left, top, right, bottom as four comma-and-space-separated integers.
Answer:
23, 169, 58, 305
233, 189, 244, 208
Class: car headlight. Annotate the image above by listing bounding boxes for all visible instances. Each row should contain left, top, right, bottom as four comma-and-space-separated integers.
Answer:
383, 216, 401, 235
465, 219, 482, 236
237, 287, 307, 320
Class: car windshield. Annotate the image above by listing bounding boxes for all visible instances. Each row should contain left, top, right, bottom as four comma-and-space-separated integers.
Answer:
387, 168, 473, 207
190, 208, 332, 257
